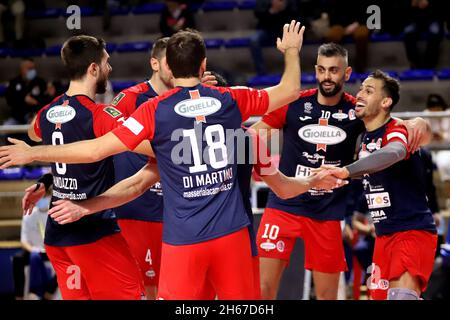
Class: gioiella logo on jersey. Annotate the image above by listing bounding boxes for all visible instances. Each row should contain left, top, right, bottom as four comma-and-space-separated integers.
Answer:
174, 97, 222, 121
298, 118, 347, 151
46, 105, 76, 124
174, 89, 222, 123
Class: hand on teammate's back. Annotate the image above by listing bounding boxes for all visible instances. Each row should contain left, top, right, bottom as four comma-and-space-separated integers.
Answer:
276, 20, 305, 54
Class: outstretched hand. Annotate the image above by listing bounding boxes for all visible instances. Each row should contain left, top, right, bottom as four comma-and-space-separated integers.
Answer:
276, 20, 305, 54
0, 137, 33, 169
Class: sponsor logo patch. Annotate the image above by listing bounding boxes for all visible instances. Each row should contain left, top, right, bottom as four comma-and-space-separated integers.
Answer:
332, 111, 348, 121
46, 105, 76, 124
366, 192, 391, 209
111, 92, 125, 106
299, 116, 312, 121
103, 106, 122, 118
260, 241, 276, 251
276, 240, 285, 252
174, 97, 222, 119
348, 109, 356, 120
304, 102, 313, 114
298, 124, 347, 146
145, 269, 156, 278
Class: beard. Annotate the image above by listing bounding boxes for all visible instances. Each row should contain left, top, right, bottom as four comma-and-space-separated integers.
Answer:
96, 73, 108, 94
318, 80, 343, 97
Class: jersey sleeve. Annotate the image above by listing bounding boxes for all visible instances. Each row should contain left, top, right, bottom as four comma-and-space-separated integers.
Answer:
384, 121, 409, 150
261, 105, 288, 129
33, 107, 45, 139
92, 104, 127, 137
229, 86, 269, 122
112, 99, 157, 151
109, 90, 138, 116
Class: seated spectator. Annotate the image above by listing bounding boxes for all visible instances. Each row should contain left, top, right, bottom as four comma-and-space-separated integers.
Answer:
250, 0, 299, 75
12, 195, 58, 300
323, 0, 371, 73
4, 58, 54, 125
160, 0, 195, 37
403, 0, 445, 69
425, 93, 449, 141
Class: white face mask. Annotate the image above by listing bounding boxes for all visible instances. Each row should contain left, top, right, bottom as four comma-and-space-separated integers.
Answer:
26, 69, 37, 81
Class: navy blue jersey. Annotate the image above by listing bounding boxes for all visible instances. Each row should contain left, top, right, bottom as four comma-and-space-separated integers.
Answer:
113, 84, 269, 245
358, 118, 436, 236
236, 127, 274, 257
34, 94, 122, 246
110, 81, 163, 222
263, 89, 365, 220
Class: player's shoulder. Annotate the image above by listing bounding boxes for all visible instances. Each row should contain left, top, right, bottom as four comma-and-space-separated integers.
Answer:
383, 118, 408, 145
140, 86, 180, 109
111, 82, 149, 105
343, 92, 356, 105
386, 118, 407, 133
45, 94, 64, 109
298, 88, 318, 99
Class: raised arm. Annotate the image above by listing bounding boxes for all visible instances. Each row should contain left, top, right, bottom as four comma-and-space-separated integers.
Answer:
48, 161, 160, 224
264, 20, 304, 113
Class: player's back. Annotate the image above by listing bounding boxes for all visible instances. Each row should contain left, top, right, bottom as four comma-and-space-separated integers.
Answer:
114, 83, 270, 245
35, 94, 119, 246
151, 84, 250, 245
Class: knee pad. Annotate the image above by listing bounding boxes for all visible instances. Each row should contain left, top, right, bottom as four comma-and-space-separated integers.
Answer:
387, 288, 419, 300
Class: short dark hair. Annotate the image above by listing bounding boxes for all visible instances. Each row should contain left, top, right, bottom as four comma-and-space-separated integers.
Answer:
166, 29, 206, 78
426, 93, 447, 110
61, 35, 106, 80
151, 37, 169, 60
369, 70, 400, 110
317, 43, 348, 63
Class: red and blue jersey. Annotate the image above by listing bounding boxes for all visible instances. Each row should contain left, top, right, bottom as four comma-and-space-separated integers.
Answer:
263, 89, 365, 220
358, 118, 436, 236
110, 81, 163, 222
237, 127, 277, 257
34, 94, 122, 246
113, 83, 269, 245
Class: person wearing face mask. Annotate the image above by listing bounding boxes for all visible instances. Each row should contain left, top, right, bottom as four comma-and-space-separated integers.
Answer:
11, 193, 59, 300
4, 58, 53, 125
